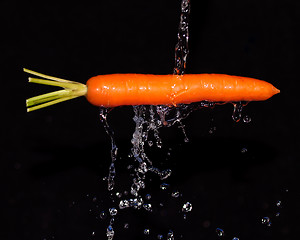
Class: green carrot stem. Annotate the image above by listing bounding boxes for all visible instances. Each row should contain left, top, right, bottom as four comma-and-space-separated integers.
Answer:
25, 68, 87, 112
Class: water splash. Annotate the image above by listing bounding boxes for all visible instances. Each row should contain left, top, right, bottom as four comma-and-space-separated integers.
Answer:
99, 107, 118, 191
95, 0, 254, 239
232, 102, 248, 122
174, 0, 191, 75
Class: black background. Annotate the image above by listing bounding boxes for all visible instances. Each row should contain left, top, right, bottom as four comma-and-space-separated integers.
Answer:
1, 0, 300, 239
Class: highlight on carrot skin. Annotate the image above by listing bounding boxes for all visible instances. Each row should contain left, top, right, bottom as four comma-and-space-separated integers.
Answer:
25, 68, 280, 112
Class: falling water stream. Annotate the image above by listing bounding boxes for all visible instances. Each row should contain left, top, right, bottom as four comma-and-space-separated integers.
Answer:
99, 1, 192, 238
98, 0, 252, 239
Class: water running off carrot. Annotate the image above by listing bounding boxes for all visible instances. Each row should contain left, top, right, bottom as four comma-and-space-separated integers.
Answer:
25, 68, 279, 112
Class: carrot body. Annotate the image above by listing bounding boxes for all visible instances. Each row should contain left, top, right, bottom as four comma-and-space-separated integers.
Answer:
86, 74, 280, 107
24, 69, 280, 111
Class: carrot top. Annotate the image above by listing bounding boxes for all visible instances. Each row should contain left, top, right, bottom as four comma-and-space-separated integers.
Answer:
25, 69, 87, 112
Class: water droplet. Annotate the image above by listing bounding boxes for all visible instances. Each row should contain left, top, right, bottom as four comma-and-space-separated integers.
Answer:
143, 203, 153, 212
148, 140, 153, 147
144, 229, 150, 235
160, 183, 170, 190
124, 223, 129, 229
99, 108, 118, 192
171, 191, 180, 198
262, 217, 271, 226
138, 162, 148, 174
109, 208, 118, 216
156, 140, 163, 148
243, 115, 251, 123
241, 147, 247, 153
275, 212, 280, 217
208, 126, 217, 134
174, 0, 190, 75
167, 230, 174, 240
216, 228, 224, 237
92, 231, 95, 236
232, 102, 244, 122
182, 202, 192, 212
276, 200, 282, 207
157, 234, 164, 239
119, 200, 130, 209
100, 211, 107, 219
145, 194, 151, 200
92, 197, 97, 202
232, 237, 239, 240
159, 169, 172, 180
106, 225, 114, 240
116, 192, 122, 198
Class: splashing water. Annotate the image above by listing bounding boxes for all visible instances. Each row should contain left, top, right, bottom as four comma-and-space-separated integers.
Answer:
98, 0, 252, 239
232, 102, 249, 122
99, 107, 118, 191
174, 0, 191, 75
98, 1, 194, 239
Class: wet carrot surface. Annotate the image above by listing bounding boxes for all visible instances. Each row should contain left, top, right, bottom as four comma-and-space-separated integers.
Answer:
86, 74, 280, 107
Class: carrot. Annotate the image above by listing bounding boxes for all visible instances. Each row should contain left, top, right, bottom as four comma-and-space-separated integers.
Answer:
25, 68, 280, 112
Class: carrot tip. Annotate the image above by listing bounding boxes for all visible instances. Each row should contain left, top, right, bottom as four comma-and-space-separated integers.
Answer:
272, 86, 280, 96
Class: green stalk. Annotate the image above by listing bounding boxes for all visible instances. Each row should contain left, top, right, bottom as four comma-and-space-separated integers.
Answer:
25, 68, 87, 112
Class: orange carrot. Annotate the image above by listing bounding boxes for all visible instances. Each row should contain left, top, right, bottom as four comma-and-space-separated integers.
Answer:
25, 69, 279, 112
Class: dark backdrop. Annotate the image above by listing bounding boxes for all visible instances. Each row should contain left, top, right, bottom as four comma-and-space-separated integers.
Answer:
1, 0, 299, 239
